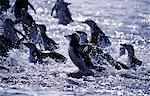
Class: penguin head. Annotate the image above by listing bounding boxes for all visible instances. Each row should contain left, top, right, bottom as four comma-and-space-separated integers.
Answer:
76, 31, 87, 38
82, 19, 97, 27
65, 33, 79, 41
120, 44, 134, 56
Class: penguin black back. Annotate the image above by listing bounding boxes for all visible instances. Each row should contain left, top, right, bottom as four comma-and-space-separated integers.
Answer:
82, 19, 111, 48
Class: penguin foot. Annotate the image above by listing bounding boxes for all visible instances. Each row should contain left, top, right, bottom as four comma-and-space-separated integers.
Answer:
67, 72, 83, 79
67, 71, 94, 79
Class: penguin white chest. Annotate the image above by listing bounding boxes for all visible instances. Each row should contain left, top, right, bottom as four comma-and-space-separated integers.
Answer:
68, 47, 89, 71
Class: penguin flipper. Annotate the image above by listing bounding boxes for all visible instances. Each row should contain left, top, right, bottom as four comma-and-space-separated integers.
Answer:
48, 52, 67, 63
117, 61, 129, 69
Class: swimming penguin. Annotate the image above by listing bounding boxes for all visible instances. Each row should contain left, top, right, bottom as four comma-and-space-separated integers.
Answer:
0, 0, 10, 12
11, 0, 36, 20
65, 33, 94, 78
23, 43, 67, 64
38, 24, 59, 51
3, 19, 26, 43
120, 44, 142, 69
51, 0, 73, 25
82, 19, 111, 48
76, 31, 129, 70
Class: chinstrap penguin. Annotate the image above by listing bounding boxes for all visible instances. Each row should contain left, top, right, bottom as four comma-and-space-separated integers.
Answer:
51, 0, 73, 25
38, 24, 59, 51
82, 19, 111, 48
65, 33, 94, 78
120, 44, 142, 69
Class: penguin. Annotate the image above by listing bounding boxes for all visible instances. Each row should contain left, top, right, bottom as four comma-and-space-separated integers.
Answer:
76, 31, 129, 70
20, 9, 38, 43
11, 0, 36, 20
2, 19, 26, 44
23, 43, 67, 64
65, 33, 94, 78
38, 24, 59, 51
0, 0, 10, 12
82, 19, 111, 48
51, 0, 73, 25
120, 44, 142, 69
51, 0, 71, 18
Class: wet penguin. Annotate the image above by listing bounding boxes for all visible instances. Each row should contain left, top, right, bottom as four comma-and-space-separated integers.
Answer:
51, 0, 73, 25
76, 31, 129, 70
65, 33, 94, 78
38, 24, 59, 51
2, 19, 26, 43
11, 0, 36, 20
120, 44, 142, 69
23, 43, 67, 64
0, 0, 10, 13
82, 19, 111, 48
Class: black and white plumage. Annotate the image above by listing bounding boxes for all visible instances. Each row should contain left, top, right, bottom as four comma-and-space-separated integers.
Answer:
11, 0, 36, 19
51, 0, 73, 25
23, 43, 67, 64
38, 24, 59, 51
120, 44, 142, 68
65, 33, 94, 78
82, 19, 111, 48
76, 31, 129, 70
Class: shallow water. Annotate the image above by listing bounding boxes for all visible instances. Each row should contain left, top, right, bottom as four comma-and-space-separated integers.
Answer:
0, 0, 150, 96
